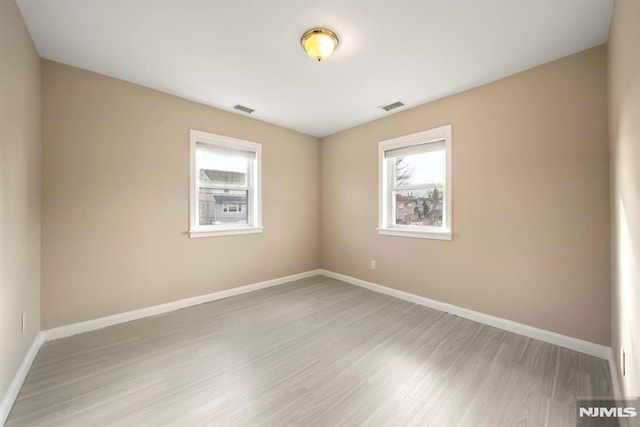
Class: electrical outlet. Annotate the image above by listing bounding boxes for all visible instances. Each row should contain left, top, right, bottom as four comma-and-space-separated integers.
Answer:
21, 312, 27, 333
622, 348, 626, 376
370, 260, 376, 270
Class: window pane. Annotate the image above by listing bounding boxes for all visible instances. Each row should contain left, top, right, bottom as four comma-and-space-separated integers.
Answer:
196, 142, 249, 187
199, 189, 248, 225
394, 187, 444, 227
393, 150, 445, 188
200, 169, 247, 187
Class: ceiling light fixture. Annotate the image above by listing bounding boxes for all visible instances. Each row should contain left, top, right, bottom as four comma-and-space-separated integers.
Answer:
301, 28, 339, 61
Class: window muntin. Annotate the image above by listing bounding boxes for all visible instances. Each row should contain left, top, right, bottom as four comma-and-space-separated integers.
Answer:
379, 125, 452, 240
190, 130, 262, 237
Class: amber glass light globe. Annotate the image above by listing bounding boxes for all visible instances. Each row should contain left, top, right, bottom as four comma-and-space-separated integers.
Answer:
301, 28, 339, 61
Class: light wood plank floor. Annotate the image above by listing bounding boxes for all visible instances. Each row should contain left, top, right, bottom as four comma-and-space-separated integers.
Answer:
7, 276, 613, 426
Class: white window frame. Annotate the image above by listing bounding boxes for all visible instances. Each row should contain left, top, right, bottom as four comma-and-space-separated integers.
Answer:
378, 124, 452, 240
189, 129, 262, 238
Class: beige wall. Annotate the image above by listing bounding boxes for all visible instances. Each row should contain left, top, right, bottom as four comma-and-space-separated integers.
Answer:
321, 46, 610, 345
41, 61, 320, 328
608, 0, 640, 396
0, 0, 42, 401
34, 34, 613, 348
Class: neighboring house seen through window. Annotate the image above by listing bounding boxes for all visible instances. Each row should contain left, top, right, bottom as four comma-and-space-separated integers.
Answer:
378, 124, 452, 240
189, 129, 262, 238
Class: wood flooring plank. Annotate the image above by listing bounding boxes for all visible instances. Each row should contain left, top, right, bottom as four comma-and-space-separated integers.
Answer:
6, 275, 614, 426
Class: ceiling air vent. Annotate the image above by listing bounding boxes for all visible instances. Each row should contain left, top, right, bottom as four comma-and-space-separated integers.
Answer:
380, 101, 405, 112
233, 104, 255, 114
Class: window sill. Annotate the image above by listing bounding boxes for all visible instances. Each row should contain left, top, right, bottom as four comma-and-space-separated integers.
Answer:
189, 226, 263, 238
377, 228, 452, 240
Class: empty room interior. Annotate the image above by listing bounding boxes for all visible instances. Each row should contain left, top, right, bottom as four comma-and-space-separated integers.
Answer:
1, 0, 639, 425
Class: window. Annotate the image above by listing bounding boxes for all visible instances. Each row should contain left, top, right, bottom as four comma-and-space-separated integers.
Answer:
223, 203, 243, 213
378, 124, 452, 240
189, 129, 262, 238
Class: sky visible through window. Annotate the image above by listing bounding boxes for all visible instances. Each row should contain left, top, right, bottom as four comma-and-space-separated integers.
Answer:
398, 150, 445, 186
197, 146, 247, 174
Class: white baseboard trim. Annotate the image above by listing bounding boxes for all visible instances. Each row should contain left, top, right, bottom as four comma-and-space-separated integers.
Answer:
320, 269, 611, 360
606, 348, 624, 399
43, 269, 322, 342
0, 332, 44, 425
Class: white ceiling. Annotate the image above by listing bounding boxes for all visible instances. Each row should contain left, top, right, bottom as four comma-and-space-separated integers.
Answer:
16, 0, 613, 137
